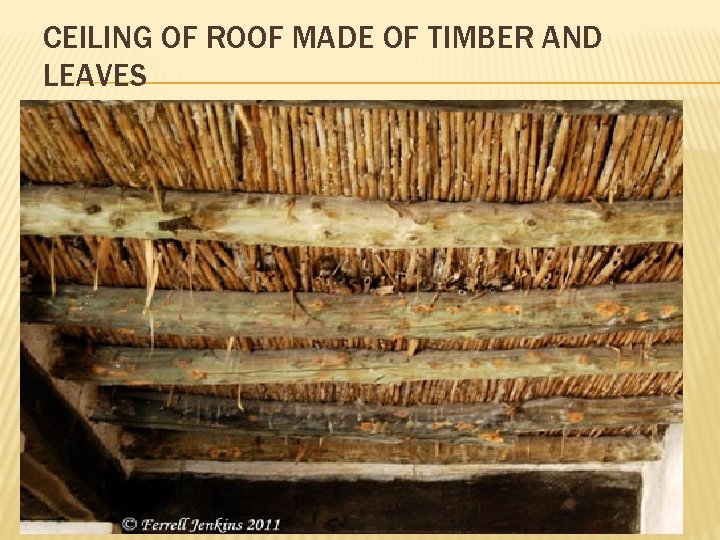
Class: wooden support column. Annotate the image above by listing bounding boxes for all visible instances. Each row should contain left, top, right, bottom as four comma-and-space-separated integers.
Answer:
21, 282, 683, 341
91, 390, 682, 442
20, 185, 682, 248
56, 343, 683, 386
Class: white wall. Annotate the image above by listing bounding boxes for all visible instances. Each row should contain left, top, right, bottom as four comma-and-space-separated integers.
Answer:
641, 424, 683, 533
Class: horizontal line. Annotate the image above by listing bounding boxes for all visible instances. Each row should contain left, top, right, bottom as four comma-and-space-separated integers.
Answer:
132, 460, 643, 480
142, 80, 720, 85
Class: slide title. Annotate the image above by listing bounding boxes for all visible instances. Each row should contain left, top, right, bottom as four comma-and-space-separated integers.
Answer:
43, 24, 603, 86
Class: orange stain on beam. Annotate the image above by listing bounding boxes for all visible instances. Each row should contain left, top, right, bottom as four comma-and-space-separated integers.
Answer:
594, 302, 630, 318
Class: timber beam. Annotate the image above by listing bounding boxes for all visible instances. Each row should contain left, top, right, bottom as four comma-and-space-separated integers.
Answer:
56, 343, 683, 386
21, 282, 683, 341
20, 185, 683, 248
121, 429, 663, 464
20, 344, 125, 521
91, 391, 682, 443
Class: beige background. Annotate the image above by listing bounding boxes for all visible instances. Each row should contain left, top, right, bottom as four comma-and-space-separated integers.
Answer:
4, 0, 718, 538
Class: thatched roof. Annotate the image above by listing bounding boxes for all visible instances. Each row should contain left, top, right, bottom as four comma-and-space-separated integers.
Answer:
20, 101, 683, 471
22, 101, 682, 199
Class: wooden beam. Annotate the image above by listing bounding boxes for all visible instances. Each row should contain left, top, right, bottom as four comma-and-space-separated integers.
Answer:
21, 324, 129, 466
22, 282, 683, 341
121, 429, 663, 464
22, 100, 684, 116
130, 459, 642, 480
57, 343, 683, 386
21, 343, 125, 521
20, 185, 683, 248
92, 391, 682, 442
21, 487, 66, 520
20, 453, 95, 521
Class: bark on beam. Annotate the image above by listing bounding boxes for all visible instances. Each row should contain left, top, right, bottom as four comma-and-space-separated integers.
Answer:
91, 391, 682, 443
121, 429, 663, 464
21, 282, 683, 341
20, 185, 683, 248
56, 343, 683, 386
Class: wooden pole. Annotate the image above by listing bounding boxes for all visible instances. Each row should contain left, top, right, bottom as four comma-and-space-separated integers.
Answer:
92, 391, 682, 442
121, 429, 663, 464
22, 282, 683, 341
21, 185, 683, 248
58, 343, 683, 386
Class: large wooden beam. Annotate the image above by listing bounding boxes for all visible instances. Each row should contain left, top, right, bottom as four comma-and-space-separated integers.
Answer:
20, 185, 682, 248
92, 391, 682, 443
20, 344, 125, 521
21, 323, 129, 466
57, 343, 683, 386
21, 282, 683, 341
121, 429, 663, 464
